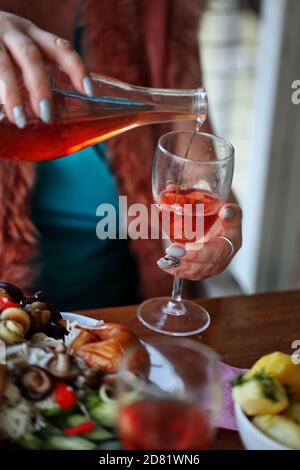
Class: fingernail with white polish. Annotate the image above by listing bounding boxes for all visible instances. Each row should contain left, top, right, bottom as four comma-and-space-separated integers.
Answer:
157, 258, 172, 270
83, 76, 94, 97
223, 208, 235, 220
166, 245, 186, 258
39, 99, 52, 123
13, 106, 27, 129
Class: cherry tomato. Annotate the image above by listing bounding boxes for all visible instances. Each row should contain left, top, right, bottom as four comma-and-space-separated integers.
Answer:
55, 382, 77, 409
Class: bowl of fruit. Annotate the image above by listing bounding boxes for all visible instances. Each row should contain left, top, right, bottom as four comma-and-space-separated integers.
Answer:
232, 352, 300, 450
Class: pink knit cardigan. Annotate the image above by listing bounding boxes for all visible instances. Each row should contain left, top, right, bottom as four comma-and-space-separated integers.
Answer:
0, 0, 205, 298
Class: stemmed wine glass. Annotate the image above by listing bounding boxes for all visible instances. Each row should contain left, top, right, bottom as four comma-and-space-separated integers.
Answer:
137, 131, 234, 336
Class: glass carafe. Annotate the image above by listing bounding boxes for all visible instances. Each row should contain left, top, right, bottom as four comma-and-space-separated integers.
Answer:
0, 66, 207, 162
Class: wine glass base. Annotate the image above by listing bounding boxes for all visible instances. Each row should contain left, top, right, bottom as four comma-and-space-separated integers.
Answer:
137, 297, 210, 336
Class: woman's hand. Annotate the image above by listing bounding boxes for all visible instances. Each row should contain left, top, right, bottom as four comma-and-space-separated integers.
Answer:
157, 203, 242, 281
0, 11, 93, 127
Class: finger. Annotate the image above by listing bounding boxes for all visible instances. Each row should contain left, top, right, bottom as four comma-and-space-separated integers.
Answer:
28, 25, 92, 96
3, 30, 52, 122
179, 258, 230, 281
157, 252, 229, 281
157, 258, 190, 277
0, 43, 26, 127
157, 258, 209, 281
219, 203, 243, 252
156, 257, 207, 281
183, 205, 242, 264
219, 203, 243, 229
165, 244, 186, 258
182, 238, 229, 264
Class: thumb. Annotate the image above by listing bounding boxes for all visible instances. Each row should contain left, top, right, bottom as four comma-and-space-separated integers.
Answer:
218, 203, 242, 229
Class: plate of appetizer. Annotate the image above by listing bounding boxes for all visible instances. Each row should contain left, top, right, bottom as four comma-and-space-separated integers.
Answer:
0, 282, 148, 450
232, 352, 300, 450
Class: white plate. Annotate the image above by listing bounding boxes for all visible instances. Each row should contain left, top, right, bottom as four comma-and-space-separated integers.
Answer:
61, 312, 100, 327
141, 341, 185, 394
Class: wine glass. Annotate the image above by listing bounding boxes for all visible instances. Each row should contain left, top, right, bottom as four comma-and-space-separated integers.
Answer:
117, 338, 221, 450
137, 131, 234, 336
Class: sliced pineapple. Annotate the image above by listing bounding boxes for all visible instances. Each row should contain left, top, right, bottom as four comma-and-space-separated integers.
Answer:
246, 352, 300, 396
253, 415, 300, 450
232, 372, 289, 416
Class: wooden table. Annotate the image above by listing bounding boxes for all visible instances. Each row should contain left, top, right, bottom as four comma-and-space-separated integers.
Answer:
78, 290, 300, 450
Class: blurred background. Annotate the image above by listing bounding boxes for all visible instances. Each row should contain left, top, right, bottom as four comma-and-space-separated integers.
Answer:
198, 0, 300, 297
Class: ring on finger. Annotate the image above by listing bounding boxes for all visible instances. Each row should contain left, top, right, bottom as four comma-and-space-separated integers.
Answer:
163, 255, 181, 268
218, 236, 234, 258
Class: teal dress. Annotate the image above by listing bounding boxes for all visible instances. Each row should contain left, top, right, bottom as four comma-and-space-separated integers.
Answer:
32, 144, 138, 310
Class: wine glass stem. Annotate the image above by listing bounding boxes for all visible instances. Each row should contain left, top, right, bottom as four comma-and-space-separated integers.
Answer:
165, 276, 187, 315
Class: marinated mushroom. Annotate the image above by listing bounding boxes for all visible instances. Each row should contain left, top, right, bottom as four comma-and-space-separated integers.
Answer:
21, 292, 62, 323
24, 302, 51, 333
47, 352, 79, 381
1, 308, 30, 335
17, 366, 53, 401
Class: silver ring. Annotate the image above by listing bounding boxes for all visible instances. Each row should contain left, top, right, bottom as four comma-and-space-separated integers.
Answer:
163, 255, 181, 268
218, 236, 234, 258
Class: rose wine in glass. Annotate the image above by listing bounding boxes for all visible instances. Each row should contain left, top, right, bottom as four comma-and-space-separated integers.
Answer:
0, 66, 207, 162
158, 187, 223, 244
138, 131, 234, 336
119, 399, 212, 450
117, 338, 220, 451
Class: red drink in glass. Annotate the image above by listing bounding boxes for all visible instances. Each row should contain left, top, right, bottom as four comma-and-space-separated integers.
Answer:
157, 187, 223, 243
119, 398, 213, 450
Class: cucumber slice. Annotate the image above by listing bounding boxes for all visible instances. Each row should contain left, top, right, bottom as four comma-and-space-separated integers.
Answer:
47, 435, 96, 450
83, 392, 101, 410
89, 402, 117, 428
17, 435, 44, 450
64, 414, 88, 427
42, 405, 77, 418
86, 427, 114, 442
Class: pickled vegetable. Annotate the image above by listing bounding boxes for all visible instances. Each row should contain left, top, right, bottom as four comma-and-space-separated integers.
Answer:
232, 372, 289, 415
253, 415, 300, 449
246, 352, 300, 396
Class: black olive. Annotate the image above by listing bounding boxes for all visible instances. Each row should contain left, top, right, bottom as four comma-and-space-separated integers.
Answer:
44, 321, 68, 340
0, 282, 23, 303
32, 290, 50, 303
17, 366, 53, 401
44, 303, 62, 322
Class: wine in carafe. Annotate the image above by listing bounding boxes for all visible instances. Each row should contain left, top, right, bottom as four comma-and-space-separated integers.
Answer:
0, 66, 207, 162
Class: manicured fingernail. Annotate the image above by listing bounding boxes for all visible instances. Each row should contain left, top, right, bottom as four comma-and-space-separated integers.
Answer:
83, 76, 94, 97
223, 208, 235, 220
166, 245, 186, 258
39, 98, 52, 123
157, 258, 171, 269
157, 257, 181, 270
13, 105, 27, 129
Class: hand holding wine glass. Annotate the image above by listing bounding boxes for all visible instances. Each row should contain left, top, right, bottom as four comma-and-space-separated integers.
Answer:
158, 202, 242, 281
138, 131, 235, 336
